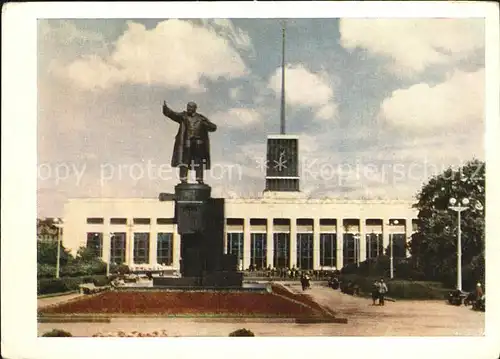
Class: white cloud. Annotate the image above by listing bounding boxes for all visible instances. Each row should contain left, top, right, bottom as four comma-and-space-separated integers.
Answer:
267, 64, 337, 120
64, 55, 125, 90
201, 18, 254, 53
316, 104, 336, 120
340, 19, 484, 75
239, 143, 266, 158
229, 86, 243, 100
39, 19, 107, 48
212, 108, 263, 128
298, 134, 320, 155
379, 69, 484, 130
54, 20, 249, 91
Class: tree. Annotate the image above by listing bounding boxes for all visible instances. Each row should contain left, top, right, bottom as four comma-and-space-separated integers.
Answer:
76, 245, 101, 261
37, 218, 59, 240
409, 159, 485, 288
37, 240, 73, 265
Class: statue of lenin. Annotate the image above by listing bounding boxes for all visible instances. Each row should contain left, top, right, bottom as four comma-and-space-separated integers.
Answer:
162, 101, 217, 184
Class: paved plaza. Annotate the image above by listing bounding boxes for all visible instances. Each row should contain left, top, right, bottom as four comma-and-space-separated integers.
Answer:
38, 283, 484, 337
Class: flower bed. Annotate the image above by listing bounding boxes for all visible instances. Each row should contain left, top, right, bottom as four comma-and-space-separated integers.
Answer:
39, 290, 319, 317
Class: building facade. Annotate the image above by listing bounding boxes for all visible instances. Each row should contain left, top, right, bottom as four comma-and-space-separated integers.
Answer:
62, 194, 418, 271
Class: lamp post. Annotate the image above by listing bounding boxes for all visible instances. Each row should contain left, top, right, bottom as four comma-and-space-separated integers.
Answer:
368, 232, 371, 262
354, 233, 360, 267
53, 218, 63, 279
387, 219, 398, 279
448, 197, 470, 291
106, 232, 115, 277
367, 232, 373, 275
367, 231, 379, 275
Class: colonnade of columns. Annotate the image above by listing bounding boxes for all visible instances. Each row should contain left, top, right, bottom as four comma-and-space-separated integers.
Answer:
98, 218, 181, 268
233, 217, 416, 270
89, 216, 416, 270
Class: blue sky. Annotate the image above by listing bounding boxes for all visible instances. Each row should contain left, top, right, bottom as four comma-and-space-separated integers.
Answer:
37, 18, 485, 216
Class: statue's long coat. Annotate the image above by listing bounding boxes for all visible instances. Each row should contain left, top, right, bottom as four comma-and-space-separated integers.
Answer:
163, 106, 217, 169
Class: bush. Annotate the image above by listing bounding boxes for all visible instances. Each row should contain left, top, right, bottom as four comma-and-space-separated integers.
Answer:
76, 246, 100, 261
342, 257, 429, 282
42, 329, 72, 337
229, 328, 255, 337
60, 260, 107, 277
116, 264, 130, 275
386, 280, 450, 299
38, 277, 80, 295
37, 275, 110, 295
340, 262, 360, 275
338, 274, 451, 300
92, 276, 111, 287
38, 263, 57, 278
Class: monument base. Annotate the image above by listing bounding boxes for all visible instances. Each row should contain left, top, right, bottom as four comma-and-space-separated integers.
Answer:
152, 272, 243, 288
157, 181, 242, 289
152, 276, 200, 287
200, 271, 243, 288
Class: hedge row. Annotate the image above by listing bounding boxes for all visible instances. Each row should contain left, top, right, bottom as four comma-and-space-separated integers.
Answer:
38, 263, 129, 279
37, 275, 112, 295
338, 274, 450, 300
341, 256, 484, 292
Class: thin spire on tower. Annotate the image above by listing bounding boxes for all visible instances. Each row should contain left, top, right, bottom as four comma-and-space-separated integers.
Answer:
280, 20, 286, 135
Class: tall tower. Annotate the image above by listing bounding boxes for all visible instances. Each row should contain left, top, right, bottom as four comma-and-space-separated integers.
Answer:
264, 21, 301, 194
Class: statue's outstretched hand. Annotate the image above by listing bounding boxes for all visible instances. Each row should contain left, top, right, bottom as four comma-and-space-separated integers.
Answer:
162, 101, 169, 115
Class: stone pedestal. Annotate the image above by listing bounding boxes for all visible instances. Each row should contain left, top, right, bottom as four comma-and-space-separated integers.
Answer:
154, 182, 242, 288
174, 183, 211, 234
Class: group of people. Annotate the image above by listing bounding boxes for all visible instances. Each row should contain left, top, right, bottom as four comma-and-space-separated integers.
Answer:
371, 278, 389, 306
245, 265, 339, 280
449, 281, 485, 308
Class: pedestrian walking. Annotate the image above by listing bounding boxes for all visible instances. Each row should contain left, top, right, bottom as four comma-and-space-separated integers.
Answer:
379, 278, 388, 306
300, 274, 307, 291
305, 273, 311, 289
372, 280, 380, 305
475, 282, 483, 301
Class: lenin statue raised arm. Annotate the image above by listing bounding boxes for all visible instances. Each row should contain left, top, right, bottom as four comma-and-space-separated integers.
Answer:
162, 101, 217, 184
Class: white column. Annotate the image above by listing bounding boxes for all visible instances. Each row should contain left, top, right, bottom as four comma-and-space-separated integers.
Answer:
313, 218, 320, 270
290, 218, 297, 268
149, 221, 158, 267
243, 218, 251, 270
405, 218, 412, 258
336, 218, 344, 270
130, 232, 136, 266
102, 218, 111, 264
359, 218, 366, 263
266, 218, 274, 268
223, 218, 228, 254
173, 227, 181, 270
382, 219, 389, 253
127, 221, 134, 266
